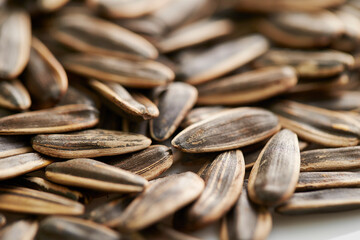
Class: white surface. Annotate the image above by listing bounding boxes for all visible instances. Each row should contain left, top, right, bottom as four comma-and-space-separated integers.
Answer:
269, 210, 360, 240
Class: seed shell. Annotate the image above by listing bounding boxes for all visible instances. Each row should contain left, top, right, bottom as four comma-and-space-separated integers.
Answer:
172, 107, 280, 153
248, 129, 300, 206
0, 80, 31, 111
181, 106, 229, 128
45, 158, 148, 193
0, 135, 32, 158
32, 129, 151, 158
0, 220, 38, 240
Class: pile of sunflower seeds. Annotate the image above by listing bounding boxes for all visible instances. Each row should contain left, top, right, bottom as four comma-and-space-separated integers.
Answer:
1, 0, 360, 239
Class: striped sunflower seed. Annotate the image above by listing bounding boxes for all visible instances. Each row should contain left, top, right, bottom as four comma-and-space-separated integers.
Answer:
105, 172, 205, 231
61, 53, 174, 88
254, 49, 354, 78
0, 153, 53, 181
52, 13, 158, 59
196, 66, 297, 105
0, 104, 99, 135
0, 220, 38, 240
32, 129, 151, 158
88, 79, 159, 120
36, 216, 120, 240
248, 129, 300, 206
178, 34, 269, 85
0, 80, 31, 111
105, 145, 173, 181
0, 9, 31, 79
276, 188, 360, 214
300, 146, 360, 171
24, 37, 68, 109
172, 107, 280, 153
223, 185, 272, 240
150, 82, 198, 141
0, 186, 84, 215
176, 150, 245, 230
271, 100, 360, 147
45, 158, 148, 193
297, 171, 360, 191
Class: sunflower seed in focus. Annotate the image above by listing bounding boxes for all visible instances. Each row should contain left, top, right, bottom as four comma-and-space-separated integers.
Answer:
32, 129, 151, 158
0, 220, 38, 240
172, 107, 280, 153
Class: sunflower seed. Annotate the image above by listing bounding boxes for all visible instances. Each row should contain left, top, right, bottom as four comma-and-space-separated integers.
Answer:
223, 185, 272, 240
300, 146, 360, 171
0, 104, 99, 135
0, 220, 38, 240
276, 188, 360, 214
248, 129, 300, 206
159, 18, 234, 53
45, 158, 148, 193
105, 145, 173, 181
0, 135, 32, 158
0, 9, 31, 79
32, 129, 151, 158
150, 82, 198, 141
297, 171, 360, 191
271, 100, 360, 147
172, 107, 280, 153
0, 79, 31, 111
24, 37, 68, 109
52, 13, 158, 59
61, 53, 174, 88
0, 186, 84, 215
20, 176, 85, 202
254, 49, 354, 78
0, 153, 53, 181
178, 34, 269, 85
181, 106, 229, 128
105, 172, 205, 231
176, 150, 245, 230
36, 216, 120, 240
196, 66, 297, 105
89, 79, 159, 120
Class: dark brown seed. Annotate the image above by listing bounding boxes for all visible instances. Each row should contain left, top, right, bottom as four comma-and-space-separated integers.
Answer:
181, 106, 229, 128
159, 18, 234, 53
0, 135, 32, 158
20, 176, 85, 202
0, 213, 5, 228
0, 104, 99, 135
234, 0, 346, 12
0, 153, 53, 181
106, 145, 173, 181
52, 13, 158, 59
89, 79, 159, 120
45, 158, 148, 193
150, 82, 198, 141
24, 37, 68, 109
61, 53, 174, 88
105, 172, 205, 231
271, 100, 360, 147
248, 129, 300, 206
276, 188, 360, 214
0, 80, 31, 111
88, 196, 133, 224
176, 150, 245, 230
0, 186, 84, 215
0, 220, 38, 240
301, 146, 360, 171
37, 216, 120, 240
32, 129, 151, 158
224, 186, 272, 240
87, 0, 171, 18
172, 107, 280, 153
0, 9, 31, 79
254, 49, 354, 78
196, 66, 297, 105
258, 10, 344, 48
297, 171, 360, 191
178, 34, 269, 85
